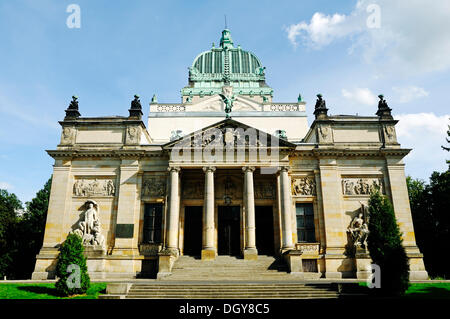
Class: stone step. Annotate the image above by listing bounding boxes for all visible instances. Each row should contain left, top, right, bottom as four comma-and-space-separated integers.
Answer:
126, 295, 338, 299
129, 287, 335, 292
123, 282, 339, 299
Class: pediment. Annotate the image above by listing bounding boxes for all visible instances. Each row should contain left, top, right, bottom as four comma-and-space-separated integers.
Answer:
163, 118, 295, 149
186, 95, 261, 112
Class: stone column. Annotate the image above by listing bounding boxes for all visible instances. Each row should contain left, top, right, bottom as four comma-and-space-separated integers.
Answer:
385, 157, 428, 280
243, 166, 258, 260
279, 166, 294, 250
318, 158, 346, 279
202, 166, 216, 260
166, 166, 181, 253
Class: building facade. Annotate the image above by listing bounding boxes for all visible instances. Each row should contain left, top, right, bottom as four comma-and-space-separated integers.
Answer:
32, 29, 428, 280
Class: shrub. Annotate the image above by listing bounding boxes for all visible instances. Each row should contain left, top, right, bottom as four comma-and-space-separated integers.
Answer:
55, 233, 90, 296
367, 191, 410, 296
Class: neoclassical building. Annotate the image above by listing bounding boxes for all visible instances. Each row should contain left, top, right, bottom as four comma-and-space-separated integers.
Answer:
32, 29, 428, 280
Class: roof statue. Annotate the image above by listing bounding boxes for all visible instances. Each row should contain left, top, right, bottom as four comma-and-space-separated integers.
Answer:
64, 95, 81, 119
313, 93, 329, 119
376, 94, 393, 119
128, 94, 143, 119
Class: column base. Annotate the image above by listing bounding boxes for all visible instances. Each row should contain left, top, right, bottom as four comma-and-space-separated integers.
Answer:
243, 248, 258, 260
201, 249, 216, 261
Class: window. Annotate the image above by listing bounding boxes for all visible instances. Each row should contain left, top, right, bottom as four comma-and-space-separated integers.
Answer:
296, 203, 316, 242
143, 204, 163, 243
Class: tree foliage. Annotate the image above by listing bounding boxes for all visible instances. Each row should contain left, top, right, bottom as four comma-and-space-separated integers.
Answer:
0, 178, 51, 279
407, 171, 450, 278
55, 233, 90, 296
0, 189, 22, 278
367, 191, 410, 295
13, 178, 52, 278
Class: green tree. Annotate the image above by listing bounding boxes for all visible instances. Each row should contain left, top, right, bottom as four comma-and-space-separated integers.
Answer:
0, 189, 22, 278
367, 191, 409, 295
55, 233, 90, 296
407, 172, 450, 278
443, 122, 449, 165
13, 178, 52, 278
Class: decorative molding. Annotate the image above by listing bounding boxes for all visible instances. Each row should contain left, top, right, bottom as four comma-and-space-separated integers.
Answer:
73, 178, 115, 197
295, 243, 320, 255
270, 104, 299, 112
156, 104, 186, 112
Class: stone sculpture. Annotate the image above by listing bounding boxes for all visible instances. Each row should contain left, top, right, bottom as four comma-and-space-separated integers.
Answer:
347, 203, 369, 248
342, 178, 383, 195
142, 177, 166, 197
219, 86, 235, 118
71, 200, 105, 249
292, 177, 316, 196
73, 178, 115, 197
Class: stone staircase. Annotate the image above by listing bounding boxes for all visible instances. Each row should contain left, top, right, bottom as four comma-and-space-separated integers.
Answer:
125, 282, 339, 299
161, 255, 293, 281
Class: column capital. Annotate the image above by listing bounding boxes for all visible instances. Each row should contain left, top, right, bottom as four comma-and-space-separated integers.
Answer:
242, 166, 256, 173
202, 166, 216, 173
167, 166, 181, 173
279, 166, 290, 173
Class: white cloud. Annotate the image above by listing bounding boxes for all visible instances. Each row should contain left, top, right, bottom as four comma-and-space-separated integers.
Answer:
392, 86, 429, 103
395, 113, 449, 179
0, 182, 13, 190
395, 113, 448, 138
342, 88, 377, 105
286, 0, 450, 74
285, 12, 356, 48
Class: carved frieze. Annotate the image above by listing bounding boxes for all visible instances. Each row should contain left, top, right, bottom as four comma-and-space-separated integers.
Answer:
73, 178, 115, 197
383, 125, 397, 144
292, 177, 316, 196
342, 177, 384, 195
254, 181, 276, 199
142, 177, 166, 197
317, 125, 332, 143
61, 126, 76, 145
182, 180, 204, 199
215, 175, 243, 200
126, 125, 141, 144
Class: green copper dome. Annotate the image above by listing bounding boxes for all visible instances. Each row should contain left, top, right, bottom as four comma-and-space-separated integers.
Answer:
181, 29, 273, 102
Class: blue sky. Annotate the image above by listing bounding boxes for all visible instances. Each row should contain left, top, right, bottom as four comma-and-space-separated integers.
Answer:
0, 0, 449, 204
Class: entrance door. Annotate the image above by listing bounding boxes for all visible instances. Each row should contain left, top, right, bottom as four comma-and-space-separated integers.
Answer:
255, 206, 275, 255
183, 206, 203, 256
218, 206, 240, 256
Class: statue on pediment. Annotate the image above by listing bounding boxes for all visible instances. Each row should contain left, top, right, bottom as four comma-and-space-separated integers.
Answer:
219, 86, 235, 118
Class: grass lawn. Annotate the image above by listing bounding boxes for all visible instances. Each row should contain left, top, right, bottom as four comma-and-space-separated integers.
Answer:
357, 282, 450, 299
0, 282, 107, 299
404, 283, 450, 299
